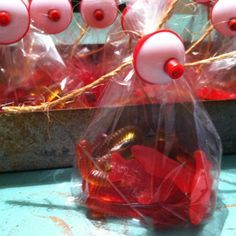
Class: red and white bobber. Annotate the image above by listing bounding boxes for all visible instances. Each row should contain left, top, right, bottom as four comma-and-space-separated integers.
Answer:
80, 0, 118, 29
211, 0, 236, 36
30, 0, 72, 34
0, 0, 30, 45
133, 30, 185, 84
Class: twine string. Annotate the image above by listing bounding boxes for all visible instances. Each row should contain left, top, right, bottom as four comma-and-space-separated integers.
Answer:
4, 49, 236, 113
2, 1, 235, 114
70, 25, 89, 58
186, 25, 214, 55
185, 50, 236, 67
158, 0, 179, 29
3, 60, 133, 113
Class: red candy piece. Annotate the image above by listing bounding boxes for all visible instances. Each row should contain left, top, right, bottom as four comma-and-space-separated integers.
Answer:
63, 58, 105, 107
189, 150, 213, 225
131, 145, 193, 193
83, 147, 215, 227
138, 177, 187, 205
141, 201, 190, 228
86, 197, 139, 219
131, 145, 179, 174
108, 153, 173, 204
108, 153, 152, 199
86, 197, 190, 227
28, 69, 53, 88
108, 152, 130, 182
197, 86, 236, 100
88, 184, 127, 203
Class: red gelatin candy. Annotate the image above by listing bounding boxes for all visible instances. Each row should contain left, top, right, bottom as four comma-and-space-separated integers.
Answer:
131, 145, 194, 193
197, 86, 236, 100
189, 150, 213, 225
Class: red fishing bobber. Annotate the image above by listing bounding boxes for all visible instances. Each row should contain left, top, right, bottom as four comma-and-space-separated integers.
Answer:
133, 30, 185, 84
80, 0, 118, 28
189, 150, 213, 225
211, 0, 236, 36
30, 0, 72, 34
0, 0, 30, 45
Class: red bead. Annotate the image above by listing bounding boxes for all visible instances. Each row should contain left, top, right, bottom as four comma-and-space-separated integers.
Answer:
48, 9, 61, 22
228, 18, 236, 31
93, 9, 104, 21
0, 11, 11, 26
164, 58, 185, 80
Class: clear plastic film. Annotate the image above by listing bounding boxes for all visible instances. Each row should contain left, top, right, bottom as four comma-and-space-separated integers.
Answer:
0, 0, 120, 110
1, 0, 236, 112
73, 67, 222, 229
72, 0, 222, 229
184, 0, 236, 100
44, 0, 125, 108
0, 27, 67, 108
189, 35, 236, 101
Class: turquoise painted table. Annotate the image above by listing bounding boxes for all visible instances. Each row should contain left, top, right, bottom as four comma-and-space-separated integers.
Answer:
0, 156, 235, 236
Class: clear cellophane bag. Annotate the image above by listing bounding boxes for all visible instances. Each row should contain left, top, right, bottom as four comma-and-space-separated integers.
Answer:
72, 0, 222, 229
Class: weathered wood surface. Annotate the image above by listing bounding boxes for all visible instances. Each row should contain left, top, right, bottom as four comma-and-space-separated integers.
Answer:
0, 100, 235, 172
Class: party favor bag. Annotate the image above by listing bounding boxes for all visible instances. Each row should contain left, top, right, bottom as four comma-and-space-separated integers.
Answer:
73, 0, 222, 228
185, 0, 236, 100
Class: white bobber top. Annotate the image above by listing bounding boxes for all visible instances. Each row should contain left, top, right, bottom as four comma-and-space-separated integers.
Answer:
0, 0, 30, 45
133, 30, 185, 84
211, 0, 236, 36
30, 0, 72, 34
80, 0, 118, 29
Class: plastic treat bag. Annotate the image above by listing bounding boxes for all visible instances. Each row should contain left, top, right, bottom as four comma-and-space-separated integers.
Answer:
0, 0, 73, 108
2, 0, 235, 113
29, 0, 109, 108
0, 27, 70, 107
73, 0, 222, 229
0, 0, 190, 112
19, 0, 122, 109
0, 0, 30, 107
0, 0, 102, 109
193, 36, 236, 101
185, 0, 236, 100
62, 0, 122, 107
